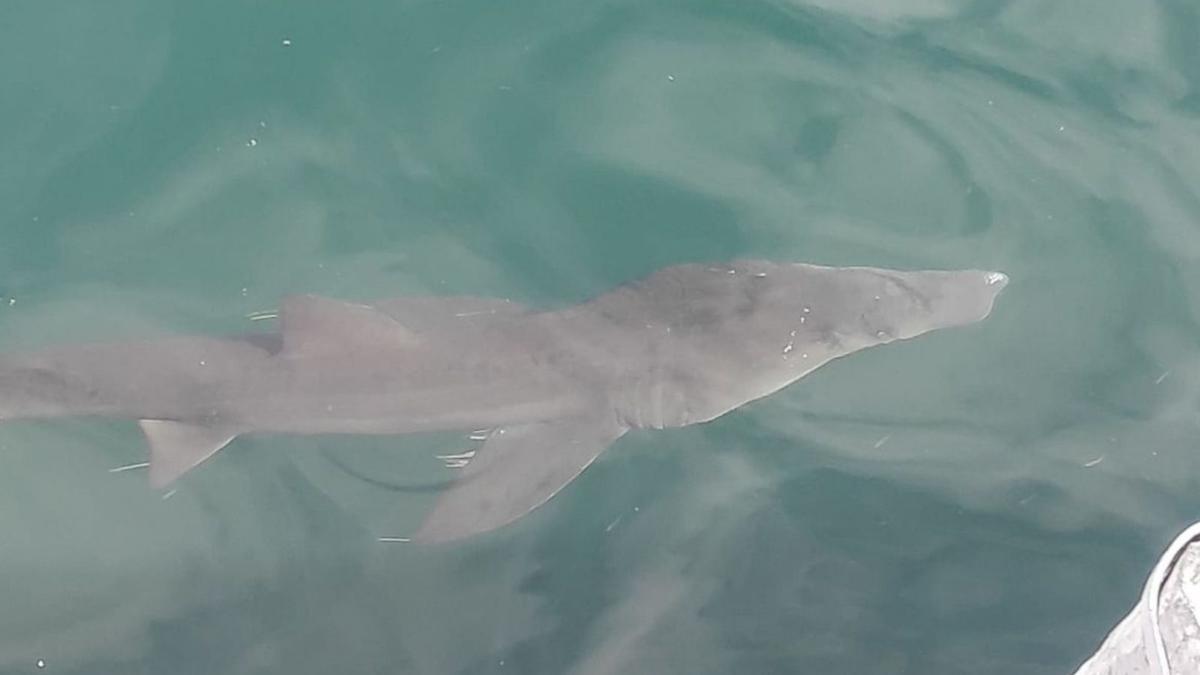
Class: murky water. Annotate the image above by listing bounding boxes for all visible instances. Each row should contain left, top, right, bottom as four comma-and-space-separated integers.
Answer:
2, 1, 1199, 673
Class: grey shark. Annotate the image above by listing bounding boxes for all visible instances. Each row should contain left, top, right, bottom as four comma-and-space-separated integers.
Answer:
0, 261, 1007, 542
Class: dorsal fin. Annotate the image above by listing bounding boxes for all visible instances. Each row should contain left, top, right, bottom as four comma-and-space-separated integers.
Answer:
372, 296, 528, 327
365, 296, 529, 337
278, 295, 419, 357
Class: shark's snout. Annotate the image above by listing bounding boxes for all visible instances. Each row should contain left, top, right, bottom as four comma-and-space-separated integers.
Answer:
898, 269, 1009, 334
957, 269, 1009, 324
981, 270, 1009, 315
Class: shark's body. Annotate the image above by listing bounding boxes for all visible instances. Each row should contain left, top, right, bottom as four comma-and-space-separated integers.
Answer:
0, 261, 1008, 542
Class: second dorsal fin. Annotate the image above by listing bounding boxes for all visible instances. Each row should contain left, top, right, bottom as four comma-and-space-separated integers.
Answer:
279, 294, 419, 356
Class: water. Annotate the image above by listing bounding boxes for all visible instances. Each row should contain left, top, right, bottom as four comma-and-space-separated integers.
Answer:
1, 1, 1199, 673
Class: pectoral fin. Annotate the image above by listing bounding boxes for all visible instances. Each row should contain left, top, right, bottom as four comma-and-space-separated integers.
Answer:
139, 420, 238, 488
414, 416, 628, 543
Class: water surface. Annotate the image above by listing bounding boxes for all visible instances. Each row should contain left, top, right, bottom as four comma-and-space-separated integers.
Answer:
2, 1, 1199, 673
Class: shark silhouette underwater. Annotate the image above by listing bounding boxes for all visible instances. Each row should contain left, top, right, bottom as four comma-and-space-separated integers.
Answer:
0, 261, 1007, 542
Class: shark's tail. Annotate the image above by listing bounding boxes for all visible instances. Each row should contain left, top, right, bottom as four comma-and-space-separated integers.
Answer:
0, 361, 114, 421
0, 336, 271, 423
0, 340, 192, 422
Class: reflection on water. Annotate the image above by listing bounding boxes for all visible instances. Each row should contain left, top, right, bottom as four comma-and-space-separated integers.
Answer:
2, 0, 1200, 673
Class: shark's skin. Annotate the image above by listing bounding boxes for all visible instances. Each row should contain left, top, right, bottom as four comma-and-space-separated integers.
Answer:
0, 261, 1007, 542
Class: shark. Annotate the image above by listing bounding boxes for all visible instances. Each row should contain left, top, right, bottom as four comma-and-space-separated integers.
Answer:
0, 261, 1007, 542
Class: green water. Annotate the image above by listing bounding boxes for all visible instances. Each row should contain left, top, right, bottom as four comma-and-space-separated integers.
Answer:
2, 1, 1199, 673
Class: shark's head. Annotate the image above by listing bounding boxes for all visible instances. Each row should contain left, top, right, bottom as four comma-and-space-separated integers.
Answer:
795, 264, 1008, 344
739, 262, 1009, 351
584, 260, 1008, 428
632, 261, 1008, 424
